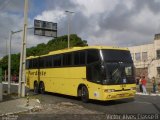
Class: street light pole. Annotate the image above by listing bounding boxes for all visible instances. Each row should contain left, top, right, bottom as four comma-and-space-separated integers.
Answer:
8, 30, 23, 95
65, 10, 74, 49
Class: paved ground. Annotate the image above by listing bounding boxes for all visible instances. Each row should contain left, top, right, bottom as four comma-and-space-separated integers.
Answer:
31, 93, 160, 113
0, 96, 41, 115
1, 82, 160, 120
13, 92, 160, 120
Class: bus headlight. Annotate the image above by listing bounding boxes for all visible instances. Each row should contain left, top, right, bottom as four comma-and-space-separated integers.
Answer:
104, 89, 115, 93
130, 87, 136, 90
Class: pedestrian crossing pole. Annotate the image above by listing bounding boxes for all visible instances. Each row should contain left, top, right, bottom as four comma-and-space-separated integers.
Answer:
26, 93, 29, 106
18, 0, 28, 97
0, 68, 3, 101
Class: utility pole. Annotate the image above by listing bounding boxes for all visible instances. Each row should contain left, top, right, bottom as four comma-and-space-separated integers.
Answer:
65, 10, 74, 49
0, 68, 3, 101
18, 0, 28, 97
5, 38, 7, 82
8, 31, 12, 94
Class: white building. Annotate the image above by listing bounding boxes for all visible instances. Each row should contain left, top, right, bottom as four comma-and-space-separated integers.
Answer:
128, 34, 160, 80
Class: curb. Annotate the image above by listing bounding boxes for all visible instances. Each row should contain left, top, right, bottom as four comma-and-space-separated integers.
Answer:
136, 92, 160, 96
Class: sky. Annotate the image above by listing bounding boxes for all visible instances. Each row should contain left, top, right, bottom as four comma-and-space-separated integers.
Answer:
0, 0, 160, 58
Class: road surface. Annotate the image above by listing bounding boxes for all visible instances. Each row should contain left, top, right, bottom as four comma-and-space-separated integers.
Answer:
2, 82, 160, 120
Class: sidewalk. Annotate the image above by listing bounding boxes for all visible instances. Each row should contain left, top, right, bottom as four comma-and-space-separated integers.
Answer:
136, 92, 160, 96
0, 97, 41, 116
136, 84, 160, 96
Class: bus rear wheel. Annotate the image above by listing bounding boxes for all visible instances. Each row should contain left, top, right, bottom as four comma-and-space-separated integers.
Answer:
39, 82, 45, 94
34, 82, 39, 94
81, 86, 89, 103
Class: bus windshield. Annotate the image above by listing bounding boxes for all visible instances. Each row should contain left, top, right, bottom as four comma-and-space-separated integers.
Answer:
101, 49, 132, 62
101, 50, 135, 85
103, 62, 135, 84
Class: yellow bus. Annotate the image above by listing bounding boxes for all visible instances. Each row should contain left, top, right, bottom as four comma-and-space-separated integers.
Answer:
26, 46, 136, 102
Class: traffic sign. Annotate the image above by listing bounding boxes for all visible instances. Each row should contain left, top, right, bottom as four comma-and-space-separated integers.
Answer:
34, 19, 57, 37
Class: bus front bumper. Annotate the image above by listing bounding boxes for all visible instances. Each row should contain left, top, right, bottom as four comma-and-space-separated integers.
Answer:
103, 90, 136, 101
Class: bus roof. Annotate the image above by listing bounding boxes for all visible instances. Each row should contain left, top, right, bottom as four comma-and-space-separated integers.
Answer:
26, 46, 129, 59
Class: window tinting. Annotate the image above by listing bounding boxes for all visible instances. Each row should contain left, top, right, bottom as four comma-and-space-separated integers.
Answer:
74, 51, 86, 65
79, 51, 85, 64
39, 57, 45, 68
26, 60, 29, 69
87, 49, 99, 64
63, 53, 72, 66
87, 63, 104, 84
45, 56, 52, 67
53, 55, 61, 67
29, 59, 33, 68
32, 58, 38, 68
74, 52, 79, 65
102, 50, 133, 62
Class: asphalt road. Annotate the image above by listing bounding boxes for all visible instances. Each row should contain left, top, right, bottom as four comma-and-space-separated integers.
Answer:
2, 83, 160, 120
33, 93, 160, 114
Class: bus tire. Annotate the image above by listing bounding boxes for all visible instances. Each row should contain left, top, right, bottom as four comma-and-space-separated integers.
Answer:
34, 81, 39, 94
81, 86, 89, 103
39, 82, 45, 94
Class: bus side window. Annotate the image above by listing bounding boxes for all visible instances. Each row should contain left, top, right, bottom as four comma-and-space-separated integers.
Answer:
53, 55, 62, 67
45, 56, 52, 68
29, 59, 33, 69
63, 53, 72, 66
39, 57, 45, 68
33, 58, 38, 68
87, 49, 99, 64
74, 52, 80, 65
79, 51, 85, 65
74, 51, 86, 65
26, 60, 29, 69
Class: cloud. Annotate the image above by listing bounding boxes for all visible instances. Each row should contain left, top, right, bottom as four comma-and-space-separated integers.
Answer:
51, 0, 160, 47
71, 0, 119, 17
35, 10, 66, 22
0, 11, 23, 57
94, 0, 160, 46
1, 0, 160, 58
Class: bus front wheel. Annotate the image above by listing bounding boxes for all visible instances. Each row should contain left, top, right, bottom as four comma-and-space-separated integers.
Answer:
81, 86, 89, 103
39, 82, 45, 94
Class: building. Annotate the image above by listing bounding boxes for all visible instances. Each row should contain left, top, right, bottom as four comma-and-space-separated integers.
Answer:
128, 33, 160, 80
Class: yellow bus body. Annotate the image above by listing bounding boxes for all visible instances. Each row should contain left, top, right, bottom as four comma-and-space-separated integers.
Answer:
26, 46, 136, 101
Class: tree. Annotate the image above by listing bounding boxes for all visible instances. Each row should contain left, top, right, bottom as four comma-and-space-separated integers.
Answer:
0, 54, 20, 75
0, 34, 88, 75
